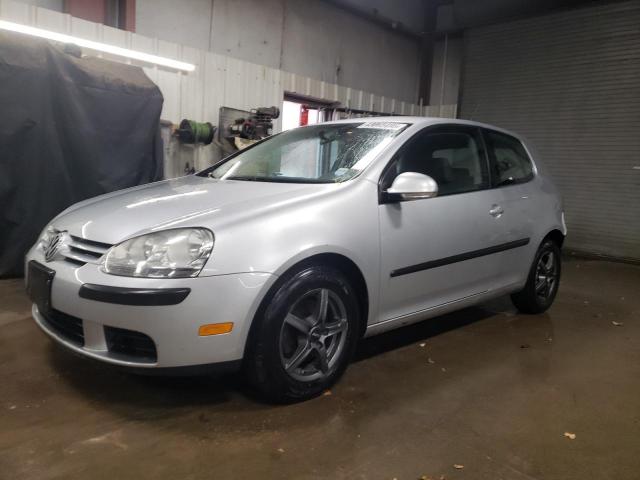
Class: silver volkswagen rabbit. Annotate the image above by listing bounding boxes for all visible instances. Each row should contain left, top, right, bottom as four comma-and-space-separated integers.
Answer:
26, 117, 565, 402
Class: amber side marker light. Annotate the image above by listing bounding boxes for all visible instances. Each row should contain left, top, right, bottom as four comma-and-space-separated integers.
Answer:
199, 322, 234, 336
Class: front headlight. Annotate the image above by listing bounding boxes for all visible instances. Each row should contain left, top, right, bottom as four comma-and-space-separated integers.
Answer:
102, 228, 214, 278
37, 226, 54, 251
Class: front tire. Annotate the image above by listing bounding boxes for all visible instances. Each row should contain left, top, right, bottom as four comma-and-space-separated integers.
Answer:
245, 264, 360, 403
511, 239, 561, 314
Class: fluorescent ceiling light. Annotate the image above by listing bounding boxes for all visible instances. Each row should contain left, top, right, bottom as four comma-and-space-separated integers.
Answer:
0, 19, 195, 72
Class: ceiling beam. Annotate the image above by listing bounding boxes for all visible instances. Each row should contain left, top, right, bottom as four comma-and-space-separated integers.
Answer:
318, 0, 425, 39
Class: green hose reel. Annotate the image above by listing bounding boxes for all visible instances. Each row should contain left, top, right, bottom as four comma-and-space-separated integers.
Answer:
177, 119, 216, 145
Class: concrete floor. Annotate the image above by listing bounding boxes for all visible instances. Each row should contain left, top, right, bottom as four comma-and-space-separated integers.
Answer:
0, 257, 638, 480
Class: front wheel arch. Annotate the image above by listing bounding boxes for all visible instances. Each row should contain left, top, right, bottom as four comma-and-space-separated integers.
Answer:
243, 253, 369, 360
243, 260, 362, 402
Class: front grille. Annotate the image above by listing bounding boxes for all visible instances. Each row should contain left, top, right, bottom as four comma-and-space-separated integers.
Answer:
104, 326, 157, 363
62, 235, 112, 266
41, 309, 85, 346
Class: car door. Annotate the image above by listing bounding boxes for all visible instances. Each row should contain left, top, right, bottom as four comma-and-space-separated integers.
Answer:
482, 128, 538, 286
376, 125, 511, 323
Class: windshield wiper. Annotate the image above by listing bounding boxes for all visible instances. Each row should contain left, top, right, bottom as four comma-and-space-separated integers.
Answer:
224, 175, 334, 184
224, 175, 274, 182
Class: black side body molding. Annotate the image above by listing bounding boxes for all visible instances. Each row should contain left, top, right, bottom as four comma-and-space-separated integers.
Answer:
390, 238, 530, 278
79, 284, 191, 306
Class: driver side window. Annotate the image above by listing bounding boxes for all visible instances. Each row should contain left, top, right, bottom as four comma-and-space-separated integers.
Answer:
383, 127, 490, 196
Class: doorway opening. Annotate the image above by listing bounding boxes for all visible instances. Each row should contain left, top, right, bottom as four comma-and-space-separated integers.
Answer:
282, 94, 335, 131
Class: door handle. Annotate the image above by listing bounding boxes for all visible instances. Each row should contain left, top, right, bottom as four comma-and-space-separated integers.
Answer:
489, 204, 504, 217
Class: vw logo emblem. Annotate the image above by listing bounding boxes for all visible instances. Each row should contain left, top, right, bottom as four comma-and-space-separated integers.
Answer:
44, 230, 66, 262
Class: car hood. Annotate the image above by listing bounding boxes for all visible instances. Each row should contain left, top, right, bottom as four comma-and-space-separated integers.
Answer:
52, 175, 334, 244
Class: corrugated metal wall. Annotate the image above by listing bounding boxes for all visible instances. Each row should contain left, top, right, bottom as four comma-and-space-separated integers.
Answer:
460, 1, 640, 260
0, 0, 457, 127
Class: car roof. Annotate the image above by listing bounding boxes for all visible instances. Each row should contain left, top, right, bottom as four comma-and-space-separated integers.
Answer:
321, 116, 523, 140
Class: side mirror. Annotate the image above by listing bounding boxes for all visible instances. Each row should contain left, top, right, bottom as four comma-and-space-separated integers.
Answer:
383, 172, 438, 203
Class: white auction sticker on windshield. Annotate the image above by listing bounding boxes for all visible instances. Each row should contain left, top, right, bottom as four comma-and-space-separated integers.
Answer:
357, 122, 407, 130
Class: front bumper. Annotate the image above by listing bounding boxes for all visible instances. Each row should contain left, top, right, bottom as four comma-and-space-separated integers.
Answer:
26, 248, 275, 370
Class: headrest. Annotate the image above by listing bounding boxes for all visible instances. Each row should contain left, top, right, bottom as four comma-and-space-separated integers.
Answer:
430, 157, 454, 183
429, 132, 471, 150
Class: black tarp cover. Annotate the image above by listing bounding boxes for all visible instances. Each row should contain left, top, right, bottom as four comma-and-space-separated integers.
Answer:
0, 32, 164, 277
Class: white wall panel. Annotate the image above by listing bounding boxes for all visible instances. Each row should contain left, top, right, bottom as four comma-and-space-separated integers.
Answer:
69, 16, 99, 41
100, 23, 127, 48
130, 32, 154, 54
280, 0, 420, 102
12, 0, 60, 12
0, 0, 29, 22
0, 0, 456, 128
136, 0, 213, 53
135, 0, 421, 102
32, 3, 64, 30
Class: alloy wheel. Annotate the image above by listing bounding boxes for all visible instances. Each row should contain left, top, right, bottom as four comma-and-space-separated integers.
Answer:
279, 288, 349, 382
535, 250, 558, 301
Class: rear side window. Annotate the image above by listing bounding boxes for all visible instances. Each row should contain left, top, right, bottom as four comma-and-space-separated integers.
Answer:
484, 130, 534, 186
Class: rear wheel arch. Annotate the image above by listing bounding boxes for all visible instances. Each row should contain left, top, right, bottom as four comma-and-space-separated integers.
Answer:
512, 237, 561, 314
542, 229, 565, 249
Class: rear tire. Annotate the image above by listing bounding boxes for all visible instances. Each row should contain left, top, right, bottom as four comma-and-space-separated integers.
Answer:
511, 239, 561, 314
244, 264, 360, 403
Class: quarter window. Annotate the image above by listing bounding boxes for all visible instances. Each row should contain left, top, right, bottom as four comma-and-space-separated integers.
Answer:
484, 130, 534, 186
383, 127, 490, 196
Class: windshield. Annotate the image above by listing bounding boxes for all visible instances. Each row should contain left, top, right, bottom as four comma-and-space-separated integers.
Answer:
200, 121, 409, 183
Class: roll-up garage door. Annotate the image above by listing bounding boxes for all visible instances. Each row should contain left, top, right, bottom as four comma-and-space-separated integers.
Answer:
459, 1, 640, 261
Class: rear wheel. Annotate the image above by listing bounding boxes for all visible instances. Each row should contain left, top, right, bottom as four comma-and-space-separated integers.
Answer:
511, 239, 561, 314
245, 264, 360, 403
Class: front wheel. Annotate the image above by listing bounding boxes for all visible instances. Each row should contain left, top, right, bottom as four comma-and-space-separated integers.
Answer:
511, 239, 561, 314
245, 265, 360, 403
